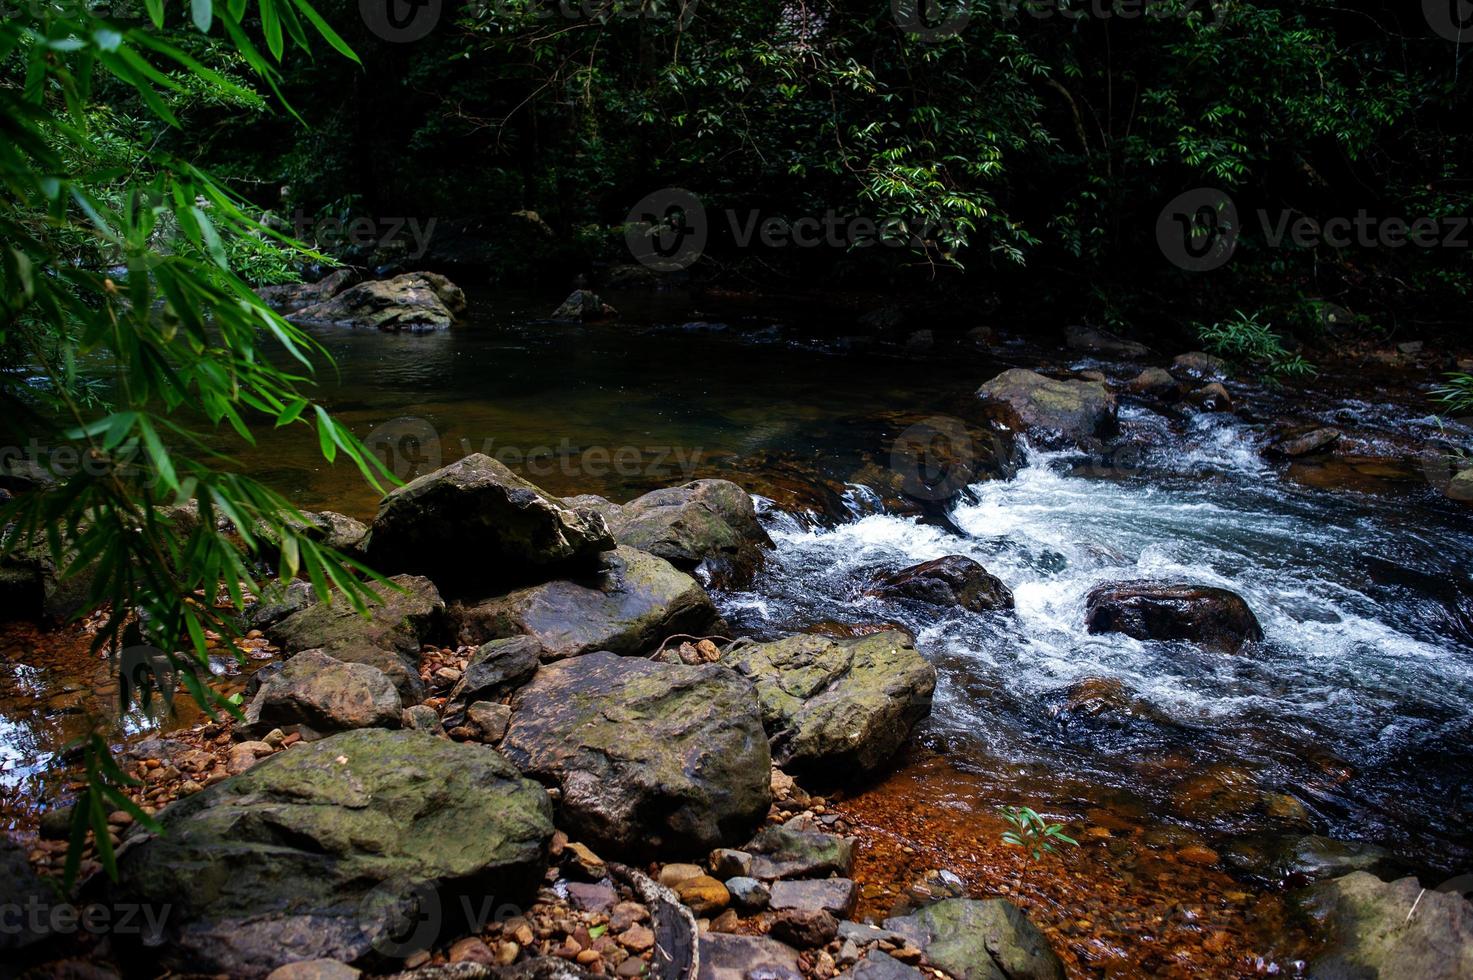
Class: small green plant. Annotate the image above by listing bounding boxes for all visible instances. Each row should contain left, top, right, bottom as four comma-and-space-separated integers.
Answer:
1198, 311, 1317, 380
999, 806, 1080, 862
1432, 372, 1473, 416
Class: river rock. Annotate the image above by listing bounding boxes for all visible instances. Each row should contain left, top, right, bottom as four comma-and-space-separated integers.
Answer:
1186, 382, 1233, 412
268, 573, 444, 659
1064, 324, 1149, 359
697, 933, 802, 980
242, 649, 402, 739
566, 480, 773, 589
450, 546, 720, 658
720, 631, 936, 781
500, 652, 771, 857
1126, 367, 1181, 400
1223, 834, 1396, 885
362, 454, 615, 592
301, 642, 426, 704
883, 899, 1064, 980
1298, 872, 1473, 979
249, 579, 319, 631
256, 268, 355, 313
847, 951, 927, 980
107, 729, 553, 977
1, 836, 53, 950
977, 369, 1118, 447
725, 876, 770, 912
444, 637, 542, 724
769, 907, 839, 948
1268, 427, 1341, 459
868, 556, 1013, 613
289, 272, 466, 332
1085, 581, 1263, 653
549, 289, 617, 322
1171, 351, 1229, 381
745, 825, 855, 880
769, 878, 858, 918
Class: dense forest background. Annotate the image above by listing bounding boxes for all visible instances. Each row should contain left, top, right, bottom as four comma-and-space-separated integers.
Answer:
138, 0, 1473, 341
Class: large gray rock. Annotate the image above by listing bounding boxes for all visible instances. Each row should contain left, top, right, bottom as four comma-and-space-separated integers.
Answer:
444, 637, 542, 724
697, 933, 801, 980
745, 824, 855, 880
108, 729, 554, 977
268, 574, 444, 659
449, 546, 720, 658
501, 652, 771, 858
242, 649, 402, 739
257, 268, 355, 313
884, 899, 1064, 980
289, 272, 466, 332
869, 556, 1013, 613
565, 480, 772, 589
304, 642, 426, 704
977, 369, 1117, 447
1299, 872, 1473, 979
1085, 580, 1263, 653
720, 631, 935, 781
363, 454, 614, 592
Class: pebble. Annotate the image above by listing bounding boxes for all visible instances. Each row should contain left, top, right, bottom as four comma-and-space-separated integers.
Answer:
617, 924, 655, 953
673, 875, 730, 917
657, 863, 704, 888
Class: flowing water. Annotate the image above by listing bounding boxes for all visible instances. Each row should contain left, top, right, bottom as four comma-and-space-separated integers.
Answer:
3, 288, 1472, 972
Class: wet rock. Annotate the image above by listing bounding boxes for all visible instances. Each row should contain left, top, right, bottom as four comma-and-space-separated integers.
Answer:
901, 869, 967, 911
674, 875, 729, 917
256, 511, 369, 564
450, 546, 719, 658
108, 729, 553, 977
845, 951, 926, 979
1186, 382, 1233, 412
1268, 427, 1341, 459
708, 848, 752, 878
1048, 677, 1172, 730
565, 881, 617, 914
1085, 581, 1263, 653
465, 702, 511, 742
500, 652, 771, 858
697, 932, 802, 980
721, 631, 936, 781
550, 289, 617, 322
289, 272, 466, 332
264, 960, 361, 980
883, 899, 1064, 980
724, 876, 770, 913
402, 704, 444, 735
567, 480, 772, 589
1126, 367, 1181, 400
1223, 834, 1396, 885
444, 637, 542, 723
769, 878, 858, 918
363, 454, 614, 592
1, 836, 53, 950
977, 369, 1118, 447
268, 574, 445, 660
242, 649, 402, 739
256, 268, 356, 313
1298, 872, 1473, 979
1065, 324, 1149, 359
769, 908, 838, 948
1170, 351, 1229, 382
1448, 468, 1473, 503
868, 556, 1013, 613
249, 579, 319, 631
745, 825, 855, 880
314, 643, 427, 704
657, 863, 705, 888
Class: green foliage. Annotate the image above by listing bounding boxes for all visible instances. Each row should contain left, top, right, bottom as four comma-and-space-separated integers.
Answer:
1198, 311, 1316, 379
1433, 373, 1473, 416
1000, 805, 1079, 863
0, 0, 383, 886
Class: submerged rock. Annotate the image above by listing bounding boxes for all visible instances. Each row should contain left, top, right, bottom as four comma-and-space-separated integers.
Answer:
549, 289, 617, 322
363, 454, 614, 592
500, 652, 771, 858
868, 556, 1013, 613
289, 272, 466, 332
1170, 351, 1229, 382
449, 546, 719, 657
108, 729, 553, 977
720, 631, 936, 781
1065, 324, 1149, 359
566, 479, 772, 589
1085, 581, 1263, 653
1223, 834, 1396, 886
977, 369, 1118, 447
242, 649, 402, 739
1268, 427, 1341, 459
883, 899, 1064, 980
1298, 872, 1473, 979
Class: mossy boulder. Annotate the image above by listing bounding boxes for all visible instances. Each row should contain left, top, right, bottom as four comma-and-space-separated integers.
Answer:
720, 631, 936, 781
289, 271, 466, 332
566, 479, 772, 589
1298, 872, 1473, 979
242, 649, 402, 739
107, 729, 553, 977
362, 454, 614, 593
883, 899, 1064, 980
267, 573, 445, 659
501, 652, 771, 858
745, 825, 855, 880
977, 368, 1117, 447
449, 546, 720, 658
